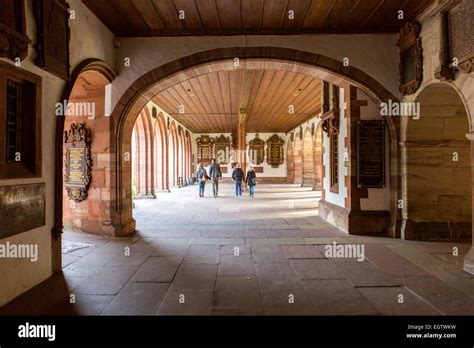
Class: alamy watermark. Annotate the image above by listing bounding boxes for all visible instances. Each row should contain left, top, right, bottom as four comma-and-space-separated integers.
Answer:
0, 242, 38, 262
380, 100, 420, 120
55, 100, 96, 119
324, 242, 365, 262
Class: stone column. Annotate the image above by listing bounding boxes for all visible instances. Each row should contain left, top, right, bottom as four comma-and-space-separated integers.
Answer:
238, 110, 247, 174
463, 132, 474, 274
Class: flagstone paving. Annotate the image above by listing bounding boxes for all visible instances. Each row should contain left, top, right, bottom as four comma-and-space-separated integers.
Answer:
1, 184, 473, 315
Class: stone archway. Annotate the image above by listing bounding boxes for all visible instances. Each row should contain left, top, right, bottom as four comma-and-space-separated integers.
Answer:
153, 112, 169, 192
294, 133, 303, 185
55, 47, 399, 238
313, 123, 323, 190
286, 139, 295, 183
402, 83, 472, 243
52, 59, 116, 271
302, 127, 314, 187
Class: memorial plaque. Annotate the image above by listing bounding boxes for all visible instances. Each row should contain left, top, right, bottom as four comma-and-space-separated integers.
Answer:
266, 134, 285, 168
64, 123, 92, 202
0, 183, 46, 239
249, 134, 265, 165
357, 121, 385, 188
33, 0, 71, 80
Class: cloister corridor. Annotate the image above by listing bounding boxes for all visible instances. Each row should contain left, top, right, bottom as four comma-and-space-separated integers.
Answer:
2, 184, 473, 316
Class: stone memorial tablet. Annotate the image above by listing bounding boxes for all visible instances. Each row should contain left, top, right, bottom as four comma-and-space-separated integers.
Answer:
63, 123, 92, 202
357, 121, 385, 188
0, 183, 46, 239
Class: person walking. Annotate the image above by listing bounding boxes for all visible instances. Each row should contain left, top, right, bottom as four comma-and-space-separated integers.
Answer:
196, 162, 210, 197
232, 163, 245, 197
246, 166, 257, 198
209, 158, 222, 198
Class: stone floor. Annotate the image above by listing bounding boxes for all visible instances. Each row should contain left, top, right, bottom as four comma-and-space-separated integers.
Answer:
2, 184, 474, 315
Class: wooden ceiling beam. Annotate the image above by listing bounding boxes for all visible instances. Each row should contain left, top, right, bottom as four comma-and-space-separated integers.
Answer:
238, 69, 255, 111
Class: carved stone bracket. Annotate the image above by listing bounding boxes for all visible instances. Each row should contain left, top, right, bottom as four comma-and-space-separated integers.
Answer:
63, 123, 92, 202
0, 1, 30, 61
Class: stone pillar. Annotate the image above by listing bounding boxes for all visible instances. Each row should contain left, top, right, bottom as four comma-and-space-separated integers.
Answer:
238, 110, 247, 173
463, 132, 474, 274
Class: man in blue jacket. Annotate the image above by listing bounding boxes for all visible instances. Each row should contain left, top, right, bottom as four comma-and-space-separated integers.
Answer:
232, 163, 245, 197
209, 158, 222, 198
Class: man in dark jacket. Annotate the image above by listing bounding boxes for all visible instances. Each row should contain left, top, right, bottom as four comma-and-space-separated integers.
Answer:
209, 158, 222, 198
232, 163, 245, 197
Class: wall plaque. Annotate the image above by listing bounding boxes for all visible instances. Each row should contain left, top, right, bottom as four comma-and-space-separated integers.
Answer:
449, 1, 474, 74
0, 183, 46, 239
33, 0, 71, 80
357, 121, 385, 188
266, 134, 285, 168
396, 21, 423, 95
249, 134, 265, 165
196, 135, 215, 166
215, 134, 231, 164
64, 123, 92, 202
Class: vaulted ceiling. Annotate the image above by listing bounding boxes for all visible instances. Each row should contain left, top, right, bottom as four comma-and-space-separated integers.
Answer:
152, 69, 322, 133
83, 0, 434, 36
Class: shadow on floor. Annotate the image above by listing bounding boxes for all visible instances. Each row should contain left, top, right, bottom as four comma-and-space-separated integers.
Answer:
0, 272, 80, 315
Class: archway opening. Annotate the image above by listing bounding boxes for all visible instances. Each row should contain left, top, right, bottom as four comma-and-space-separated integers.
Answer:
302, 128, 314, 187
61, 68, 114, 235
294, 133, 303, 185
404, 83, 472, 242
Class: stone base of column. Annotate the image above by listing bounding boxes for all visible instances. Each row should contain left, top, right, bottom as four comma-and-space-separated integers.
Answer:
318, 199, 391, 235
133, 193, 157, 199
401, 219, 471, 242
463, 247, 474, 275
114, 217, 136, 237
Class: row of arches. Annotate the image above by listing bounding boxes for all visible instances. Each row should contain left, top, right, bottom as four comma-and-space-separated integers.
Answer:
55, 48, 473, 274
131, 107, 192, 198
287, 125, 323, 189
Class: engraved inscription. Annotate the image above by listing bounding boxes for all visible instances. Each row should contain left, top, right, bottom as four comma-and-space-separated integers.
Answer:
0, 184, 46, 239
357, 121, 385, 188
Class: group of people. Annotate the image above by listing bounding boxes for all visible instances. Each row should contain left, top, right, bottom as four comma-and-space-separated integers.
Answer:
196, 159, 257, 198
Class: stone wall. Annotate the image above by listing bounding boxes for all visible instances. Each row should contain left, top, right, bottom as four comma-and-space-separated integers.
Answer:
0, 0, 115, 306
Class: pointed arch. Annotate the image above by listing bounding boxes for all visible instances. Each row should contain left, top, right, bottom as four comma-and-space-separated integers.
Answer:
302, 127, 314, 187
169, 122, 179, 187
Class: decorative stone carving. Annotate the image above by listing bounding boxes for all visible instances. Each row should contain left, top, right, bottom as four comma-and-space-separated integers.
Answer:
63, 123, 92, 202
33, 0, 71, 80
0, 0, 30, 62
196, 135, 215, 166
397, 21, 423, 96
249, 134, 265, 165
266, 134, 285, 168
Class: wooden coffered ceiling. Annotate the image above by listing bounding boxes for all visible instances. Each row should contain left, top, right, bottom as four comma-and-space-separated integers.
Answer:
83, 0, 434, 36
152, 69, 322, 133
